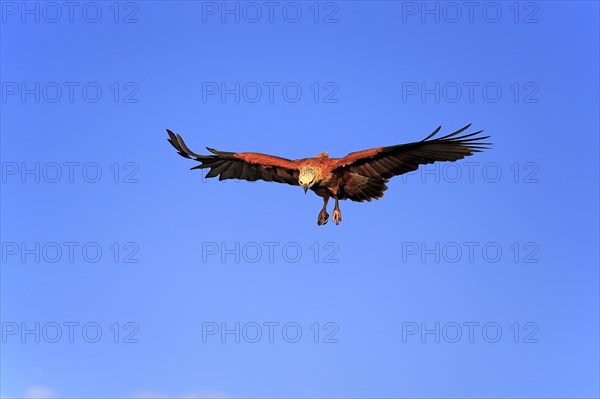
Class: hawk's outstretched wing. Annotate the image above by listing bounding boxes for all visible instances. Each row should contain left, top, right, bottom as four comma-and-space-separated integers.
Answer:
332, 124, 491, 179
167, 130, 300, 185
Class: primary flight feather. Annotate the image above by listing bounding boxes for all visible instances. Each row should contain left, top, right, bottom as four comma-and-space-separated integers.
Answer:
167, 124, 491, 225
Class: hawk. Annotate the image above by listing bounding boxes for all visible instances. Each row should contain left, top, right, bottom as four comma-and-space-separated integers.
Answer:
167, 124, 491, 225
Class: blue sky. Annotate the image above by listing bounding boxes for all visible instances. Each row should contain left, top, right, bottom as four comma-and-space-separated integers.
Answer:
1, 1, 599, 398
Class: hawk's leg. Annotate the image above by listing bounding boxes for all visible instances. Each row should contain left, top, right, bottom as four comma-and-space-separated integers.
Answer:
317, 195, 330, 226
332, 197, 342, 225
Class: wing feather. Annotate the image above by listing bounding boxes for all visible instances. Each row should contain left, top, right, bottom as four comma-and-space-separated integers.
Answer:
333, 125, 491, 179
167, 130, 300, 186
219, 162, 237, 180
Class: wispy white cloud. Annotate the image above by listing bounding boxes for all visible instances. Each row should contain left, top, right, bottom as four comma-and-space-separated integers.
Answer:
8, 387, 228, 399
24, 387, 57, 399
133, 390, 230, 399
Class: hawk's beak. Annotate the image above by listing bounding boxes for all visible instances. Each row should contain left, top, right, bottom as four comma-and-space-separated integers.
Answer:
303, 185, 309, 194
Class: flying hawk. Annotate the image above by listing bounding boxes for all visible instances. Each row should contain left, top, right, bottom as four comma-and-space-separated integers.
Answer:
167, 125, 491, 225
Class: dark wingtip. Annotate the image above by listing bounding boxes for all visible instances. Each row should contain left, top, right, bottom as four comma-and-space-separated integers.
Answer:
422, 126, 442, 141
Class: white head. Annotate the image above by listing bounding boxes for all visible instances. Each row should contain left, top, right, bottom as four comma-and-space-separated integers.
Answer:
299, 167, 318, 193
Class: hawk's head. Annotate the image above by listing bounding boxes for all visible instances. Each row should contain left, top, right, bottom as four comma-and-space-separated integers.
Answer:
299, 166, 318, 193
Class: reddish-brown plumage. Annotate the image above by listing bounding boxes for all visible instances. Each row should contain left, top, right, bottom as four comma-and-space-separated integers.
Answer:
167, 124, 491, 225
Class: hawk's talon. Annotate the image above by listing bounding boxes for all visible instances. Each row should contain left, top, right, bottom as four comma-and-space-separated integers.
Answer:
318, 210, 329, 226
332, 209, 342, 225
